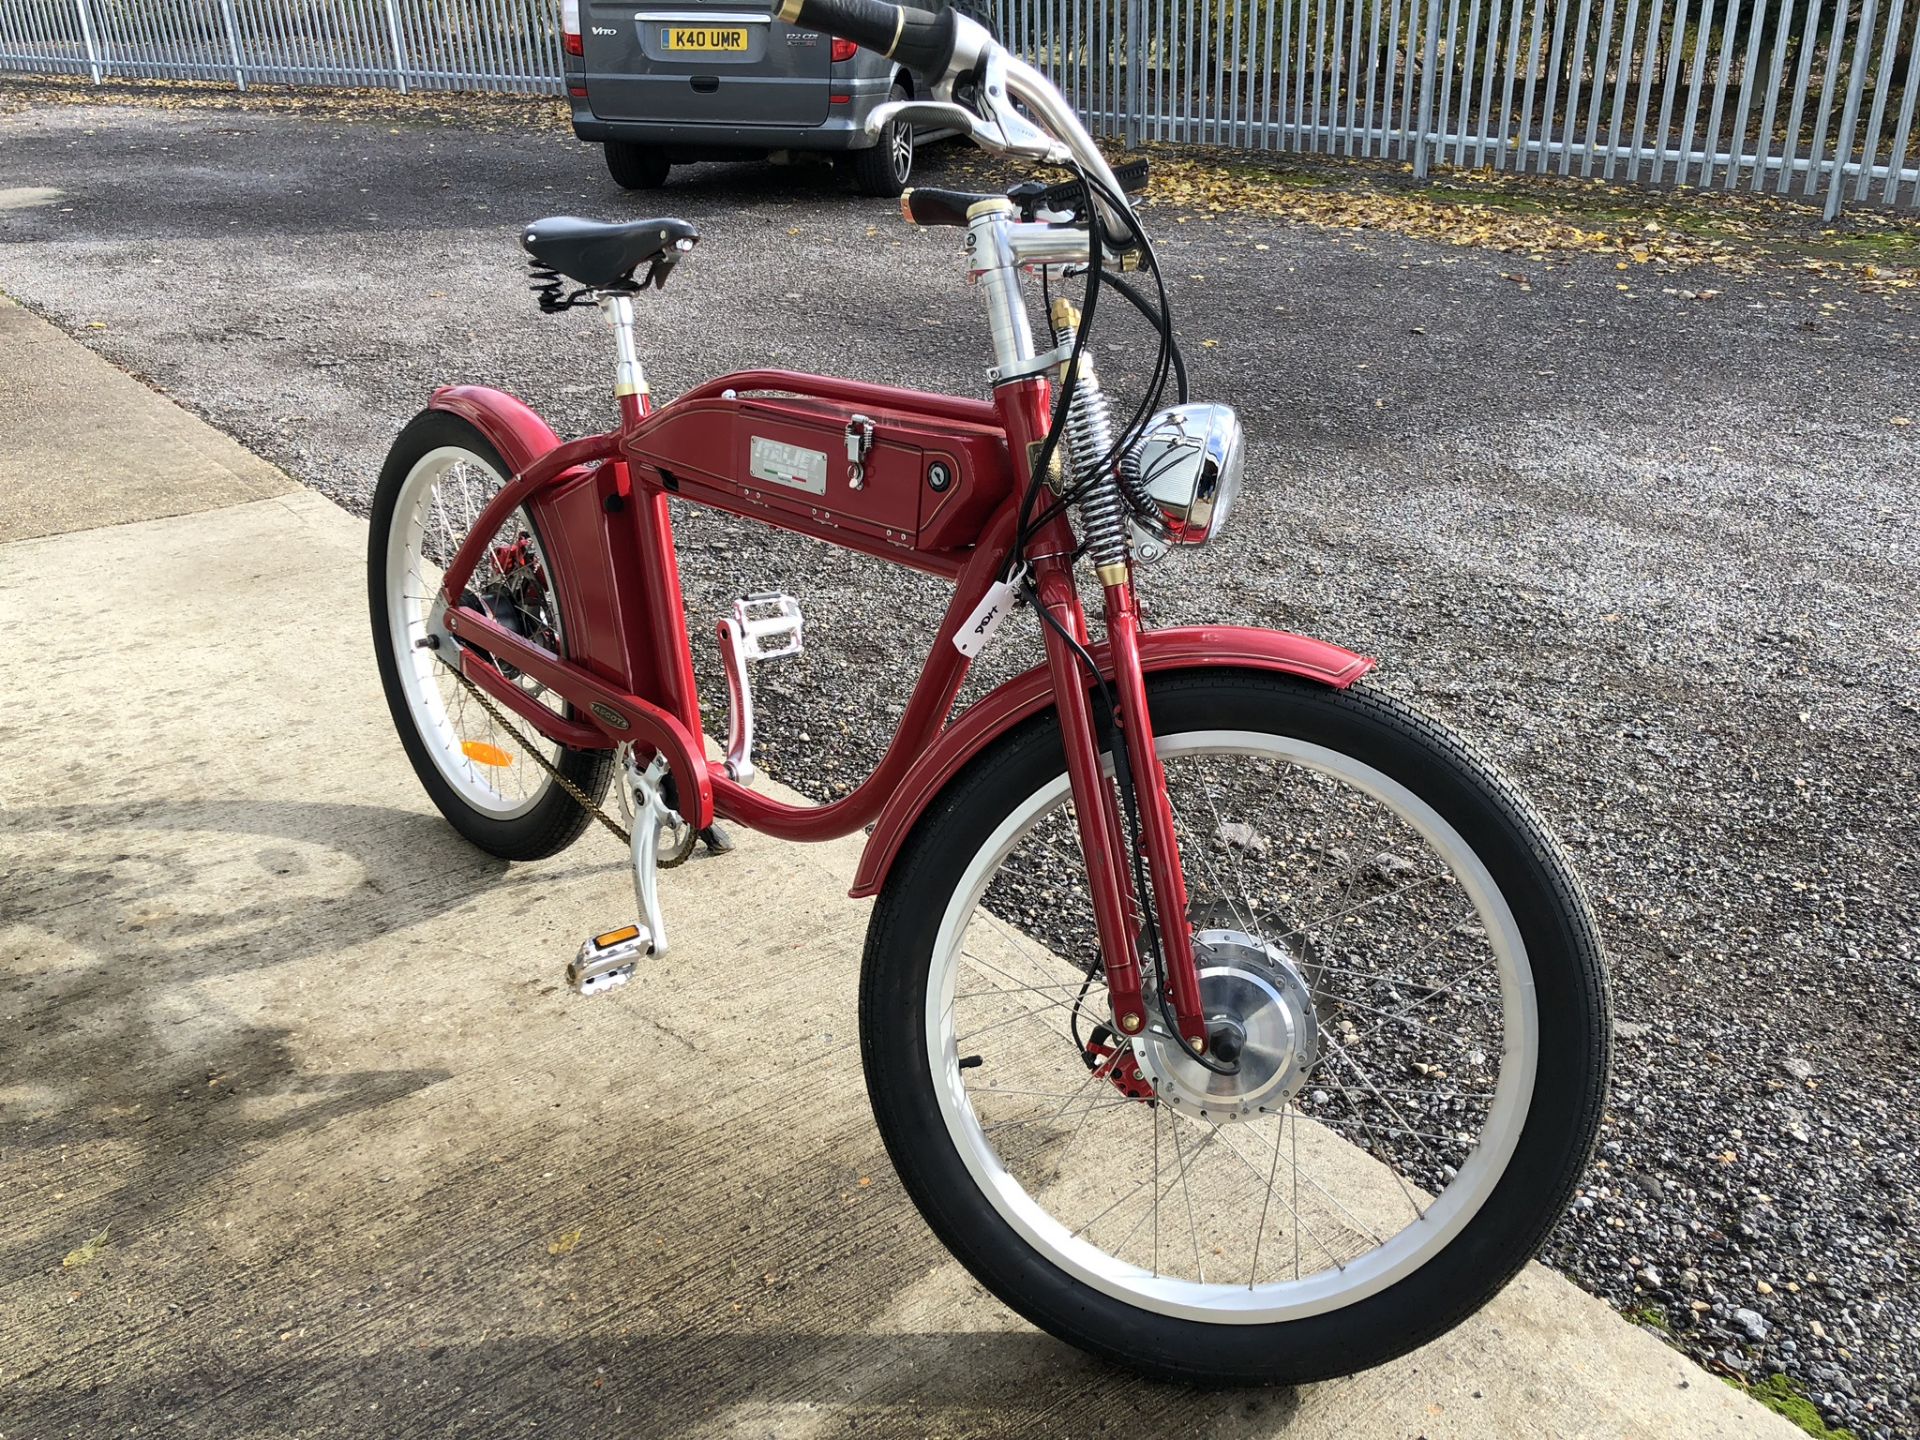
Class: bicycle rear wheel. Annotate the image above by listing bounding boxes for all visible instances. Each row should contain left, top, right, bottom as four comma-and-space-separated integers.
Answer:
368, 408, 612, 861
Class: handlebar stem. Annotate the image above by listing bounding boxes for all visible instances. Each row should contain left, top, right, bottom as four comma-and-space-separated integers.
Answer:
1005, 222, 1094, 269
964, 202, 1038, 379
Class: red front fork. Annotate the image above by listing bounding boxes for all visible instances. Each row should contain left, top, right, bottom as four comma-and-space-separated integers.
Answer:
1031, 556, 1209, 1053
1100, 575, 1209, 1051
996, 367, 1208, 1053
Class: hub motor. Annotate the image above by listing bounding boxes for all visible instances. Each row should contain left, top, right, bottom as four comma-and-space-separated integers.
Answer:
1129, 929, 1321, 1123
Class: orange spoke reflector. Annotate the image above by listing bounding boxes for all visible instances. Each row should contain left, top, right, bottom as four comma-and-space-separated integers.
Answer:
460, 740, 515, 768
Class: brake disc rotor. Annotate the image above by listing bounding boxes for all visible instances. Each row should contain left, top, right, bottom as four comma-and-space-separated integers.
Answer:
1130, 929, 1321, 1124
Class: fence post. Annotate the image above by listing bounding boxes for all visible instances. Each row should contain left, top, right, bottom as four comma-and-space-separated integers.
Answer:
383, 0, 410, 93
218, 0, 245, 90
1412, 0, 1442, 177
1823, 0, 1879, 221
1125, 0, 1144, 147
72, 0, 101, 83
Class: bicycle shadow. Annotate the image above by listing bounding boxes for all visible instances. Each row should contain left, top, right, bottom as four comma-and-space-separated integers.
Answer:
3, 1328, 1303, 1438
0, 797, 618, 1283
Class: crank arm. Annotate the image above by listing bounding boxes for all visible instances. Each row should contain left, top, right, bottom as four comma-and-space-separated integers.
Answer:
630, 789, 668, 958
716, 616, 756, 786
622, 751, 684, 958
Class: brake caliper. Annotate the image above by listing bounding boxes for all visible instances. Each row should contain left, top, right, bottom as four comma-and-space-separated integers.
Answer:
1082, 1022, 1156, 1103
489, 534, 547, 600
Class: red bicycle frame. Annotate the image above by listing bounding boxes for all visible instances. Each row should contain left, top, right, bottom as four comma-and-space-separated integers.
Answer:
429, 361, 1371, 1047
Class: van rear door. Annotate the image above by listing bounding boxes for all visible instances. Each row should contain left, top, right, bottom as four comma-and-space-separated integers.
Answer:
581, 1, 832, 128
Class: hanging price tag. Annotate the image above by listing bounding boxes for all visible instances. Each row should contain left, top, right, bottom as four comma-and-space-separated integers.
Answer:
953, 567, 1027, 657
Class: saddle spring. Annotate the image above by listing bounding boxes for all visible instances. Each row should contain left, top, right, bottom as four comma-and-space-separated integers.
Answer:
527, 259, 596, 315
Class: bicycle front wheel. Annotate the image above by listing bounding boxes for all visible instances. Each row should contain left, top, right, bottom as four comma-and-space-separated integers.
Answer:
860, 670, 1610, 1383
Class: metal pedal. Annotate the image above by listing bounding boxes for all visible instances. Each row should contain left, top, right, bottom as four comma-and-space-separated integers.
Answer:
568, 923, 651, 996
732, 592, 804, 661
715, 592, 805, 787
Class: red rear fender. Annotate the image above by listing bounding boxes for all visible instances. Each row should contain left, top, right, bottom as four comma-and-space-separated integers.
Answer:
848, 626, 1374, 898
429, 385, 563, 474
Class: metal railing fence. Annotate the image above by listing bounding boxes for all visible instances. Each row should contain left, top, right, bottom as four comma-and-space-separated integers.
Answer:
1, 0, 1914, 215
1003, 0, 1920, 216
0, 0, 563, 93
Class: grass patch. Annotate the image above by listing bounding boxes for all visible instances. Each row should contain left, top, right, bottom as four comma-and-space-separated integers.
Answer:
1726, 1373, 1859, 1440
1822, 227, 1920, 263
1421, 183, 1556, 215
1626, 1302, 1671, 1333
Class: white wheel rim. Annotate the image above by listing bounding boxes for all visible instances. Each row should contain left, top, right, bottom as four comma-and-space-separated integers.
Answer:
923, 729, 1540, 1324
385, 445, 565, 819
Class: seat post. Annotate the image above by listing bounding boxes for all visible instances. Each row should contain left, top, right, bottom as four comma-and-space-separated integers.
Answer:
600, 293, 647, 411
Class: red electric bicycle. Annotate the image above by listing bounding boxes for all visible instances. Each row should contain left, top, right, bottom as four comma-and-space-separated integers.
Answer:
368, 0, 1609, 1384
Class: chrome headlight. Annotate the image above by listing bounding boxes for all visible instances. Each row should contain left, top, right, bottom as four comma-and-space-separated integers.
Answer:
1121, 403, 1245, 546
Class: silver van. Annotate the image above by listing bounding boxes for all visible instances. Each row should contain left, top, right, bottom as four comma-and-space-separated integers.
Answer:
561, 0, 971, 196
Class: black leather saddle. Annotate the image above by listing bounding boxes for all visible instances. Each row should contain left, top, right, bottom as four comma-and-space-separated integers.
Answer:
520, 215, 700, 293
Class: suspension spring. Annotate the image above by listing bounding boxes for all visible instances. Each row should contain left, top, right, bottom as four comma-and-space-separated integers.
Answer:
1050, 298, 1128, 575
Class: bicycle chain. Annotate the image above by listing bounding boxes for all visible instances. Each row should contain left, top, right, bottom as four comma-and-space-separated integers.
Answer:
437, 654, 694, 867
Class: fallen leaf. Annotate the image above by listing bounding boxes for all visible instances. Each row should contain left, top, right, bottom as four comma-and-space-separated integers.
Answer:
547, 1228, 583, 1256
62, 1227, 110, 1269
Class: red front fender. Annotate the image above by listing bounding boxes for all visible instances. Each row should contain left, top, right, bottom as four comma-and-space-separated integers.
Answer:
848, 626, 1374, 898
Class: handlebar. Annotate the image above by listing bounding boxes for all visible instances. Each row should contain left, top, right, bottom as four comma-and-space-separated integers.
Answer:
774, 0, 958, 78
901, 161, 1150, 229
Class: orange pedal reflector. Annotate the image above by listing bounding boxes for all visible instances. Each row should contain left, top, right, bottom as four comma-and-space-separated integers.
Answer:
593, 925, 642, 948
460, 740, 515, 768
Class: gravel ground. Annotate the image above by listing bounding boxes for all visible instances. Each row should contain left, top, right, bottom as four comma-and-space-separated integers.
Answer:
3, 88, 1917, 1437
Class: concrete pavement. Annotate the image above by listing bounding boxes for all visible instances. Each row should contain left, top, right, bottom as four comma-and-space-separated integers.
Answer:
0, 298, 292, 542
0, 297, 1799, 1437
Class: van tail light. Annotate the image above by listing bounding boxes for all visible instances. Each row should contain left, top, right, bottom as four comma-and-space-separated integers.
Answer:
830, 37, 857, 61
561, 0, 583, 55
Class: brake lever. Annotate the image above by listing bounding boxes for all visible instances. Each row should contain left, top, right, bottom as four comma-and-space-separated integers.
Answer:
865, 97, 1065, 164
867, 63, 1069, 166
865, 99, 980, 138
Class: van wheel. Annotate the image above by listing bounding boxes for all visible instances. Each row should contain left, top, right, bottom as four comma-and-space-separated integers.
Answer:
605, 142, 670, 191
848, 84, 913, 198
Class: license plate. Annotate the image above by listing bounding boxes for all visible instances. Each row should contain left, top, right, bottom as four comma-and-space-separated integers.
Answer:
662, 26, 748, 51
